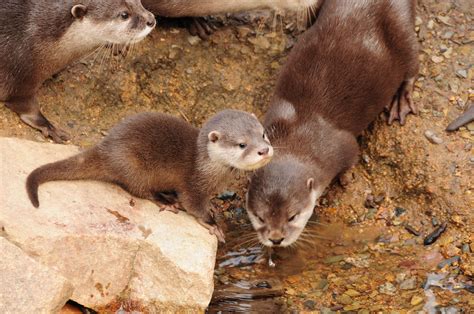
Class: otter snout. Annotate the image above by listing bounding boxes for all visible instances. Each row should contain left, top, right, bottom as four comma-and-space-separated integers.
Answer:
269, 237, 285, 246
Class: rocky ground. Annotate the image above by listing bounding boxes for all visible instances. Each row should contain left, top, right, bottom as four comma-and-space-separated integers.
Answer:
0, 0, 472, 312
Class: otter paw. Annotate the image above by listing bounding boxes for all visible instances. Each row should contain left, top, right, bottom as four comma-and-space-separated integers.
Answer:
197, 218, 226, 243
188, 17, 219, 40
387, 78, 417, 126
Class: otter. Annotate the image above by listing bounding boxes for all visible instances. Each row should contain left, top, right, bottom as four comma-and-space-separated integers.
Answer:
446, 105, 474, 132
26, 110, 273, 242
246, 0, 419, 247
0, 0, 156, 142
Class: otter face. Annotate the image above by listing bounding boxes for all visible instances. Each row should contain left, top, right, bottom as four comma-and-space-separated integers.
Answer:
206, 111, 274, 171
70, 0, 155, 45
246, 159, 324, 247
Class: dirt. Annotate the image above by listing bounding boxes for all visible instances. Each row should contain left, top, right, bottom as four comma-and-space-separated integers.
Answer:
3, 0, 472, 313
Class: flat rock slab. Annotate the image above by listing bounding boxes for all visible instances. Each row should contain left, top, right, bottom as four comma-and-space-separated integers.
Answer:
0, 237, 74, 313
0, 137, 218, 311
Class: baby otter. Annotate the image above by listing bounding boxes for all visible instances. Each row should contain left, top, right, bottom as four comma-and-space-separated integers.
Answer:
0, 0, 156, 142
246, 0, 419, 247
26, 110, 273, 242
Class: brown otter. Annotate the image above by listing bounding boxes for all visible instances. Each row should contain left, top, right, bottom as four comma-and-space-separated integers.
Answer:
0, 0, 156, 142
26, 110, 273, 242
246, 0, 419, 247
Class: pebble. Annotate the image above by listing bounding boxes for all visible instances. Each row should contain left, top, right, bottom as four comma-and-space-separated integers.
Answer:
379, 282, 397, 295
248, 36, 271, 50
431, 55, 444, 63
404, 224, 421, 236
395, 207, 407, 217
442, 31, 454, 39
424, 130, 443, 144
303, 300, 316, 310
187, 36, 201, 46
456, 69, 468, 79
336, 294, 353, 305
411, 295, 424, 306
424, 222, 448, 245
217, 191, 237, 201
462, 243, 471, 253
400, 277, 417, 290
344, 289, 361, 297
324, 255, 346, 264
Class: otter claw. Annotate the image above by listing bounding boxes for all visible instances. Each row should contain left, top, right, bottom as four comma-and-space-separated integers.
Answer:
387, 78, 417, 126
198, 218, 225, 243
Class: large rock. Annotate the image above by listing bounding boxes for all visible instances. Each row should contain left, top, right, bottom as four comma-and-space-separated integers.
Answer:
0, 237, 74, 313
0, 137, 218, 311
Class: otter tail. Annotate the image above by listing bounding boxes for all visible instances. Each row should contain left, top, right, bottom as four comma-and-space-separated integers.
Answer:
26, 149, 108, 207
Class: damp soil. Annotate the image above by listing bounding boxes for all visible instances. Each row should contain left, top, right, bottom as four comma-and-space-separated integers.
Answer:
3, 0, 472, 313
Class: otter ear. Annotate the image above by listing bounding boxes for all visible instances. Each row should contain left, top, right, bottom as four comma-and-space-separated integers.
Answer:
208, 131, 221, 143
307, 178, 314, 191
71, 5, 88, 19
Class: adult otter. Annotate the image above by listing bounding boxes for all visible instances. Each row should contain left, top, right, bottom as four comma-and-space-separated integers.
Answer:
246, 0, 419, 247
26, 110, 273, 242
0, 0, 156, 142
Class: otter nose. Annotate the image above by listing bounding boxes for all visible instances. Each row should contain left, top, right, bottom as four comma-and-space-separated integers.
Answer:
258, 147, 270, 156
146, 14, 156, 28
270, 238, 284, 245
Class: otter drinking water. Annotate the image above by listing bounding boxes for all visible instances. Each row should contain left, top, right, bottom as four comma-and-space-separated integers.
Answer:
0, 0, 156, 142
246, 0, 419, 247
26, 110, 273, 242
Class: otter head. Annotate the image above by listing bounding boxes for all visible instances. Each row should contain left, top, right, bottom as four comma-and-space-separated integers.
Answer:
202, 110, 273, 171
246, 157, 325, 247
70, 0, 156, 45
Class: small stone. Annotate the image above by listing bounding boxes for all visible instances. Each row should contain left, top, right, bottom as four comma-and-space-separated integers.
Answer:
336, 294, 353, 305
427, 20, 435, 29
303, 300, 316, 310
431, 56, 444, 63
400, 277, 417, 290
379, 282, 397, 295
456, 69, 468, 79
424, 130, 443, 144
324, 255, 345, 264
395, 207, 407, 217
248, 36, 271, 50
217, 191, 237, 201
187, 36, 201, 46
442, 47, 453, 58
411, 295, 424, 306
415, 16, 422, 26
437, 256, 460, 269
345, 289, 361, 297
462, 243, 471, 253
442, 31, 454, 39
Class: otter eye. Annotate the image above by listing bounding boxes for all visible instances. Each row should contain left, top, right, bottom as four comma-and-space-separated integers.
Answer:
288, 214, 297, 222
120, 12, 129, 20
239, 143, 247, 149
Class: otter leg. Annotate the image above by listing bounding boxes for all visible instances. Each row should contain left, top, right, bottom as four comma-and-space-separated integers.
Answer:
180, 192, 225, 243
387, 77, 417, 126
6, 97, 69, 143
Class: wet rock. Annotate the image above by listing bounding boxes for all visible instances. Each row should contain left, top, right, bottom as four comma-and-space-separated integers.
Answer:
0, 237, 74, 313
0, 138, 218, 312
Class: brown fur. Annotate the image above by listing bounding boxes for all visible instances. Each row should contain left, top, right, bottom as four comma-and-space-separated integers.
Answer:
247, 0, 419, 247
26, 110, 272, 242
